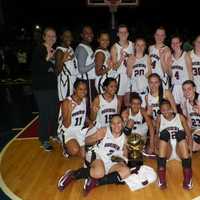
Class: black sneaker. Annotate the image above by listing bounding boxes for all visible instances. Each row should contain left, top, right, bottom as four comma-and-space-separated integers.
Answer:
42, 141, 53, 152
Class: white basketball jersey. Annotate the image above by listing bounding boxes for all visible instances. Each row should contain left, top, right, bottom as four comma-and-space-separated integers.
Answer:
159, 114, 183, 139
56, 46, 78, 100
190, 50, 200, 93
147, 93, 160, 120
56, 46, 78, 76
186, 96, 200, 130
78, 43, 95, 79
171, 52, 189, 85
94, 48, 113, 93
96, 94, 118, 128
131, 54, 148, 93
115, 41, 134, 74
128, 109, 148, 137
57, 96, 86, 134
149, 45, 169, 89
97, 127, 126, 160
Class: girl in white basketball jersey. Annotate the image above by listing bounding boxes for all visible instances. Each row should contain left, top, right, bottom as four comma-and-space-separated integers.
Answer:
110, 24, 134, 107
58, 115, 130, 196
55, 29, 78, 101
146, 73, 177, 121
149, 27, 171, 89
156, 99, 192, 190
182, 80, 200, 152
121, 93, 155, 154
189, 35, 200, 94
90, 78, 121, 129
94, 31, 114, 94
127, 38, 152, 106
57, 79, 87, 158
169, 35, 193, 105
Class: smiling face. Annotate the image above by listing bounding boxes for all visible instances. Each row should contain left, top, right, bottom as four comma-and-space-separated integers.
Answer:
148, 75, 161, 93
104, 80, 118, 96
135, 39, 146, 54
171, 37, 182, 52
61, 30, 73, 47
117, 27, 129, 42
43, 29, 56, 47
131, 98, 141, 114
75, 82, 87, 100
81, 26, 94, 44
98, 33, 110, 50
182, 83, 196, 100
154, 28, 166, 44
110, 115, 123, 136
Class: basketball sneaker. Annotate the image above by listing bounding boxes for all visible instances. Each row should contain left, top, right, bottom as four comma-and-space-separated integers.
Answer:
57, 170, 75, 191
157, 168, 167, 189
41, 141, 53, 152
183, 168, 192, 190
83, 177, 98, 196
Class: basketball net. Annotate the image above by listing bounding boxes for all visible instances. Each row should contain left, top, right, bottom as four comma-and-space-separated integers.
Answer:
104, 0, 121, 13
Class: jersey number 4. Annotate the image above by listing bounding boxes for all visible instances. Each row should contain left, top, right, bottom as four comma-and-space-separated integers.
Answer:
174, 71, 179, 80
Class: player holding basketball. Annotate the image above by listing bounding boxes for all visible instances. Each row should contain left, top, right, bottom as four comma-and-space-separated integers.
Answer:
156, 99, 192, 190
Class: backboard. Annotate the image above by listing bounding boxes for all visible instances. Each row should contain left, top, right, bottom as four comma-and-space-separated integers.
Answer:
87, 0, 139, 6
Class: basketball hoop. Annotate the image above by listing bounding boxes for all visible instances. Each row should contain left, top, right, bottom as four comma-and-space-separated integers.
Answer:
104, 0, 121, 13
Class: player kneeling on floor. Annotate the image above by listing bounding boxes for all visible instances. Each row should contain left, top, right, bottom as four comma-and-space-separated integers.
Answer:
155, 99, 193, 190
121, 93, 155, 158
57, 114, 130, 196
57, 79, 87, 158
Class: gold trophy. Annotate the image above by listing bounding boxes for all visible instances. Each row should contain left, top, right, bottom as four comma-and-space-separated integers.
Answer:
127, 133, 144, 168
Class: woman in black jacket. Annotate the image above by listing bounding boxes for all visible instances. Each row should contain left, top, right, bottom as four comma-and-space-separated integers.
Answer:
31, 27, 58, 151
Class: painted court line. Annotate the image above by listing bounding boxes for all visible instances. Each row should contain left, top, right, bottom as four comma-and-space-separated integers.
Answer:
0, 115, 38, 200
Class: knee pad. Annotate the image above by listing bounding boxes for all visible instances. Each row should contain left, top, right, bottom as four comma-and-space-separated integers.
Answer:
160, 129, 170, 142
193, 134, 200, 144
176, 130, 186, 143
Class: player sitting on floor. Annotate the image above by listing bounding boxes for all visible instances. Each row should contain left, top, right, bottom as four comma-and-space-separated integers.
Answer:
57, 114, 130, 196
156, 99, 192, 190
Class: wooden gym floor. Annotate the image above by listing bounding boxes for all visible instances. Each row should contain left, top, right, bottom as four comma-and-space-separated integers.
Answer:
0, 117, 200, 200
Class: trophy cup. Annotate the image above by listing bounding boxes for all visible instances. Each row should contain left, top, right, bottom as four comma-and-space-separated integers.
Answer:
127, 133, 144, 168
